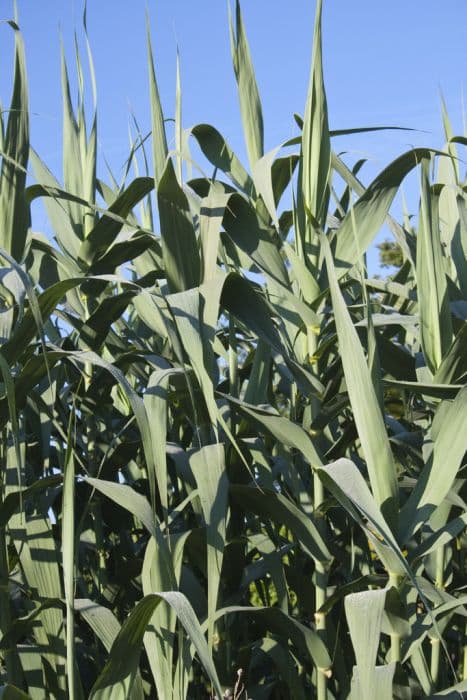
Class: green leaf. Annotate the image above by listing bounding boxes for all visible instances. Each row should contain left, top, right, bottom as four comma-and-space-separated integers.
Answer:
0, 25, 29, 262
175, 50, 183, 182
76, 600, 144, 700
271, 154, 299, 208
401, 594, 467, 665
8, 514, 65, 678
222, 193, 289, 286
298, 0, 330, 233
89, 231, 156, 275
190, 444, 228, 648
283, 240, 321, 305
427, 679, 467, 698
0, 475, 61, 529
317, 458, 405, 574
85, 476, 177, 590
229, 0, 263, 168
0, 685, 31, 700
158, 158, 200, 293
143, 367, 181, 516
251, 637, 307, 700
89, 593, 223, 700
141, 530, 195, 698
409, 511, 467, 562
0, 247, 50, 373
243, 339, 271, 405
0, 599, 64, 651
350, 664, 396, 700
85, 477, 158, 542
199, 186, 230, 282
331, 148, 434, 282
166, 283, 219, 430
78, 290, 136, 350
78, 177, 154, 266
230, 484, 331, 563
60, 42, 97, 241
434, 323, 467, 385
146, 16, 168, 188
75, 599, 121, 654
252, 146, 282, 227
345, 589, 387, 699
318, 575, 386, 615
416, 158, 453, 374
221, 394, 322, 467
215, 605, 331, 672
323, 235, 398, 528
383, 379, 463, 400
30, 343, 158, 510
190, 124, 253, 195
0, 351, 24, 497
399, 386, 467, 540
220, 275, 287, 360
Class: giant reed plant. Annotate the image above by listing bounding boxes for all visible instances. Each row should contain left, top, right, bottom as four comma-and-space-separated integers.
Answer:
0, 1, 466, 698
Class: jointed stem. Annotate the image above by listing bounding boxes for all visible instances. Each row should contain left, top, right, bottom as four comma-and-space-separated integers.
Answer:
388, 572, 402, 663
430, 546, 445, 686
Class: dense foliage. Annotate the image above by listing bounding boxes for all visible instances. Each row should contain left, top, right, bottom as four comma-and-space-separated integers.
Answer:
0, 1, 466, 698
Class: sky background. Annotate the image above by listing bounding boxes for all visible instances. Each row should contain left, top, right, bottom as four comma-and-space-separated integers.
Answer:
0, 0, 466, 269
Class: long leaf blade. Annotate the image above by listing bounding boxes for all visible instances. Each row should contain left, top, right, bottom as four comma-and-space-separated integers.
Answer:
323, 235, 398, 527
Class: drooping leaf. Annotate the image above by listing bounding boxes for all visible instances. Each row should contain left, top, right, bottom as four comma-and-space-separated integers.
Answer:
317, 458, 405, 573
331, 149, 435, 283
0, 685, 31, 700
190, 123, 254, 195
214, 605, 331, 672
230, 484, 331, 563
89, 593, 223, 700
221, 394, 322, 467
78, 177, 154, 266
399, 386, 467, 540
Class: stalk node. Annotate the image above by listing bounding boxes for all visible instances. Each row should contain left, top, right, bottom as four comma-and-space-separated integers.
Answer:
318, 666, 332, 679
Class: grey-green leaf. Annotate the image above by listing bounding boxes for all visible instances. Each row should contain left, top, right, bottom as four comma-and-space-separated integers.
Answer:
89, 593, 223, 700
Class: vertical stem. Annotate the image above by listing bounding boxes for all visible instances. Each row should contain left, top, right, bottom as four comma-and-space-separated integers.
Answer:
430, 546, 445, 685
82, 299, 107, 593
430, 637, 440, 687
463, 544, 467, 681
308, 325, 328, 698
290, 380, 297, 422
228, 316, 238, 442
0, 434, 21, 683
228, 316, 238, 399
314, 473, 328, 699
83, 298, 96, 464
63, 440, 76, 700
0, 522, 14, 682
463, 620, 467, 681
388, 572, 402, 663
307, 324, 321, 420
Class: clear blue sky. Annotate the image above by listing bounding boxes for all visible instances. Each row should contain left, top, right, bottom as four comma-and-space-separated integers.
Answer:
0, 0, 466, 264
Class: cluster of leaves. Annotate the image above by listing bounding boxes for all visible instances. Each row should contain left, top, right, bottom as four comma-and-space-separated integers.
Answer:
378, 240, 404, 269
0, 1, 466, 698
